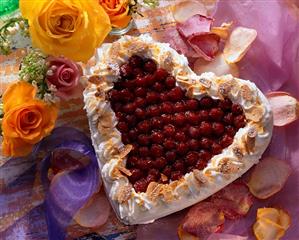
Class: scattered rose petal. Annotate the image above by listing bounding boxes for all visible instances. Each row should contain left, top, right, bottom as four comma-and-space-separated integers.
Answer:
178, 225, 199, 240
173, 0, 207, 23
211, 182, 254, 219
253, 208, 291, 240
194, 53, 239, 77
74, 190, 111, 228
247, 157, 291, 199
211, 22, 233, 40
181, 202, 225, 239
223, 27, 257, 63
207, 233, 248, 240
266, 91, 299, 126
177, 14, 220, 60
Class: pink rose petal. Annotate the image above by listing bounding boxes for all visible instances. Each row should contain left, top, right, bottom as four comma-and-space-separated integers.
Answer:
207, 233, 248, 240
173, 0, 207, 23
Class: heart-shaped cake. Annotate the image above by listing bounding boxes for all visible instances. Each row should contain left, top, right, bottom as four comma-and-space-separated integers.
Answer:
83, 35, 273, 224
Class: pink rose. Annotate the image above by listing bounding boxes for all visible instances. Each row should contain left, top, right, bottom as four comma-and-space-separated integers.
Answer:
46, 57, 83, 100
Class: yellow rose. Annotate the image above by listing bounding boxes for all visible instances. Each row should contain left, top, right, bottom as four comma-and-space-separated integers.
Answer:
20, 0, 112, 62
99, 0, 132, 28
1, 81, 58, 157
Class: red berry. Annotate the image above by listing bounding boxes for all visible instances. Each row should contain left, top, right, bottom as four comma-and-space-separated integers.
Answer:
135, 76, 147, 87
117, 121, 128, 132
153, 82, 164, 92
132, 68, 144, 78
174, 101, 185, 112
212, 122, 225, 136
161, 114, 172, 125
195, 160, 206, 170
153, 157, 167, 169
163, 165, 172, 177
148, 168, 160, 178
234, 115, 246, 129
171, 171, 183, 181
129, 55, 143, 68
163, 139, 177, 150
220, 134, 233, 148
154, 68, 169, 81
146, 91, 160, 104
186, 99, 198, 110
173, 160, 185, 171
138, 134, 151, 145
138, 120, 151, 133
200, 137, 212, 149
200, 96, 214, 108
168, 87, 185, 102
175, 131, 187, 142
147, 105, 161, 117
144, 59, 157, 73
151, 144, 164, 157
223, 112, 234, 124
177, 142, 189, 155
225, 125, 236, 137
165, 76, 176, 89
160, 92, 169, 101
198, 149, 212, 161
127, 156, 138, 167
108, 89, 120, 102
135, 108, 146, 119
115, 112, 125, 121
199, 121, 212, 136
211, 142, 222, 155
123, 102, 136, 114
129, 168, 143, 182
163, 124, 175, 137
119, 89, 133, 102
209, 108, 224, 121
165, 151, 176, 162
232, 104, 243, 115
151, 117, 163, 129
199, 110, 209, 121
189, 139, 200, 150
185, 152, 199, 166
174, 112, 186, 126
189, 126, 200, 138
218, 98, 232, 110
151, 131, 164, 144
122, 133, 130, 144
126, 115, 137, 126
134, 178, 148, 192
135, 87, 146, 97
135, 97, 146, 108
137, 158, 153, 170
161, 102, 174, 114
186, 111, 200, 124
146, 174, 157, 183
139, 146, 150, 156
120, 63, 133, 78
143, 74, 155, 86
128, 129, 138, 140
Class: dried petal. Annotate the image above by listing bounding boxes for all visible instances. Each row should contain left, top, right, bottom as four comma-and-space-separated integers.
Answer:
74, 190, 110, 228
211, 182, 254, 219
207, 233, 248, 240
266, 91, 299, 126
223, 27, 257, 63
173, 1, 207, 23
178, 225, 199, 240
211, 22, 233, 40
181, 202, 225, 238
253, 208, 291, 240
194, 53, 239, 77
247, 156, 291, 199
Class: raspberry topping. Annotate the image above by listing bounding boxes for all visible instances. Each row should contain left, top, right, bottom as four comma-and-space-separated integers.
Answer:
108, 55, 247, 192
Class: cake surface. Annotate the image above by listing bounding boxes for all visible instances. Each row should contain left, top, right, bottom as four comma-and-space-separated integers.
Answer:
83, 35, 273, 225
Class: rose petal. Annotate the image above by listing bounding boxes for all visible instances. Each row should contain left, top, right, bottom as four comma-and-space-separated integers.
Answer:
266, 91, 299, 127
223, 27, 257, 63
178, 225, 199, 240
211, 22, 233, 40
253, 208, 291, 240
211, 182, 254, 219
207, 233, 248, 240
74, 189, 110, 228
181, 202, 225, 238
247, 156, 291, 199
194, 53, 239, 77
173, 1, 207, 23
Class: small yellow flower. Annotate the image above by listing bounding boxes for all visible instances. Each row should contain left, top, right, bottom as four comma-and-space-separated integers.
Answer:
20, 0, 112, 62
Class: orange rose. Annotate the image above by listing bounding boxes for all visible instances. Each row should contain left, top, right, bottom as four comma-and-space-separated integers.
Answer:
1, 81, 58, 157
99, 0, 132, 28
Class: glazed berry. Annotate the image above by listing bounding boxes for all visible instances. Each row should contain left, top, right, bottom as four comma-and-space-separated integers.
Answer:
117, 121, 128, 132
120, 63, 133, 78
154, 68, 168, 81
122, 133, 130, 144
175, 131, 187, 142
161, 114, 172, 125
146, 91, 160, 104
135, 87, 146, 97
135, 108, 146, 119
161, 102, 174, 114
137, 158, 153, 170
232, 103, 243, 115
129, 168, 143, 182
139, 146, 150, 156
132, 68, 144, 78
218, 98, 232, 110
147, 105, 161, 117
185, 152, 199, 166
199, 121, 212, 136
153, 157, 167, 169
163, 124, 176, 137
165, 151, 176, 162
174, 113, 186, 126
223, 112, 234, 124
135, 97, 146, 108
115, 112, 125, 121
220, 134, 233, 148
186, 111, 200, 124
144, 59, 157, 73
127, 156, 138, 167
163, 165, 172, 177
209, 108, 224, 121
225, 125, 236, 137
165, 76, 176, 89
186, 99, 198, 110
168, 87, 185, 102
128, 129, 138, 141
189, 139, 200, 150
200, 96, 214, 108
143, 74, 155, 86
212, 122, 225, 136
146, 174, 157, 183
234, 115, 246, 129
198, 149, 212, 161
164, 139, 177, 150
189, 126, 200, 138
151, 144, 164, 157
173, 160, 185, 171
177, 142, 189, 155
123, 102, 136, 114
195, 160, 206, 170
160, 92, 169, 101
174, 101, 185, 112
129, 55, 143, 68
135, 76, 147, 87
134, 178, 148, 192
108, 89, 120, 102
153, 82, 164, 92
138, 134, 151, 145
211, 142, 222, 155
119, 89, 133, 102
200, 137, 212, 149
138, 120, 151, 133
151, 117, 163, 129
199, 110, 209, 121
171, 171, 183, 181
148, 168, 160, 178
151, 131, 164, 144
